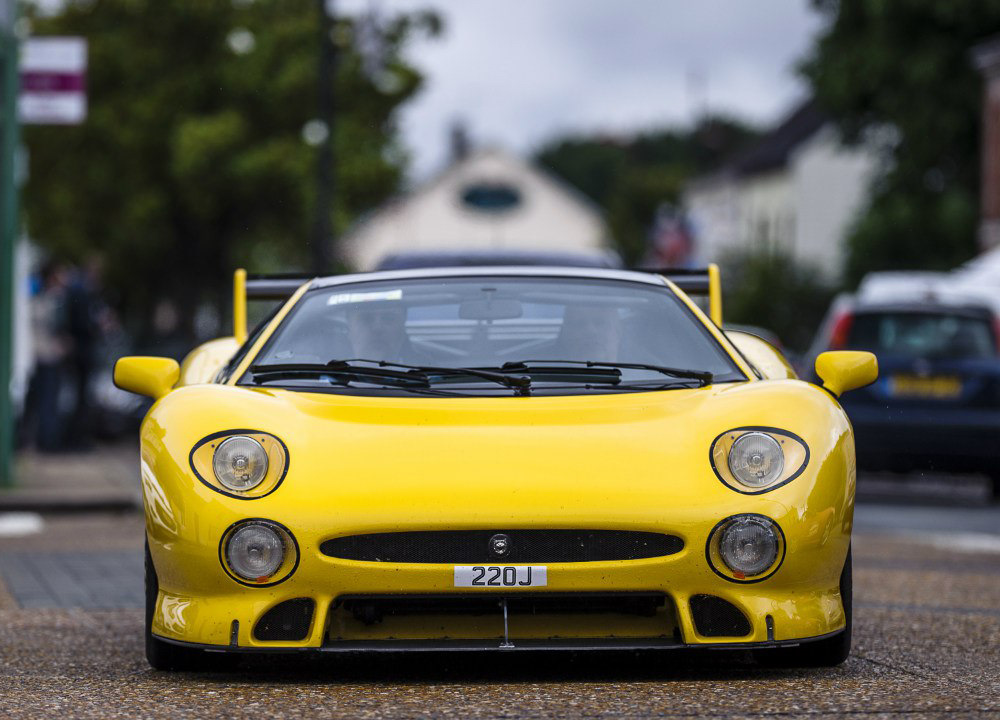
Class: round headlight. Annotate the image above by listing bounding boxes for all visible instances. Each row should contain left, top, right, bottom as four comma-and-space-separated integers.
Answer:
718, 516, 779, 577
727, 431, 784, 488
225, 522, 285, 581
213, 436, 268, 491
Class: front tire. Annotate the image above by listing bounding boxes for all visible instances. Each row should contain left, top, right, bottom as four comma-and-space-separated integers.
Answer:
755, 546, 852, 668
145, 540, 236, 672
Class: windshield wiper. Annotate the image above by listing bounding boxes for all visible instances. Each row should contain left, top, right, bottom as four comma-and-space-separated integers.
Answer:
494, 362, 622, 384
502, 360, 713, 386
249, 362, 429, 388
328, 359, 533, 396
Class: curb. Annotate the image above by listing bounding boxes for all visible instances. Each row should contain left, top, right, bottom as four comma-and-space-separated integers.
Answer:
0, 496, 141, 514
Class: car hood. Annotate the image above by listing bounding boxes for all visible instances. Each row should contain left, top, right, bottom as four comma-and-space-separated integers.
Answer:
144, 379, 851, 535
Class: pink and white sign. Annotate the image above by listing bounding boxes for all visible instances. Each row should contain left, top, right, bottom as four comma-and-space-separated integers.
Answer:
19, 37, 87, 125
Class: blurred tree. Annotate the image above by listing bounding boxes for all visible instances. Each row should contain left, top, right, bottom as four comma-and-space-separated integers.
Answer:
23, 0, 440, 342
535, 117, 757, 263
802, 0, 1000, 285
721, 242, 836, 354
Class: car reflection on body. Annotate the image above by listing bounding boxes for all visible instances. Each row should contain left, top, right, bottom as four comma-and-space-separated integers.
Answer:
114, 265, 876, 670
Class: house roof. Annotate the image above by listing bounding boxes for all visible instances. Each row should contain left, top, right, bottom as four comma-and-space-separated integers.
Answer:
723, 99, 828, 177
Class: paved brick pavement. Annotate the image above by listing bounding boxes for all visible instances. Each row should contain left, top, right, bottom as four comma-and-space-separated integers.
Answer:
0, 551, 143, 610
0, 502, 997, 718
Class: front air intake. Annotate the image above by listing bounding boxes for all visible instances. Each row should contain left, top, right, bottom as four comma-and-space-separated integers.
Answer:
321, 529, 684, 563
689, 594, 752, 637
253, 598, 314, 641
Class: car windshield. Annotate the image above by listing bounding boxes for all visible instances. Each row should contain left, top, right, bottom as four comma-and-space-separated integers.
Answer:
847, 310, 998, 359
243, 276, 744, 395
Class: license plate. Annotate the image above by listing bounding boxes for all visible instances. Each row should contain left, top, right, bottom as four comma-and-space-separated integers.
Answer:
454, 565, 547, 587
889, 374, 962, 399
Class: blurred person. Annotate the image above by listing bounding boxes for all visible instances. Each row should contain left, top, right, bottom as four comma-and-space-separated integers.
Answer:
643, 204, 695, 268
145, 299, 190, 361
21, 260, 72, 452
65, 255, 108, 449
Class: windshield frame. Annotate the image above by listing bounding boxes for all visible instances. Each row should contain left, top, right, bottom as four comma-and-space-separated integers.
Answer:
231, 273, 750, 396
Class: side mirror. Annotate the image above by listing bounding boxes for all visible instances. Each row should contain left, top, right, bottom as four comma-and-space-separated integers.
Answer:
114, 356, 180, 399
815, 351, 878, 397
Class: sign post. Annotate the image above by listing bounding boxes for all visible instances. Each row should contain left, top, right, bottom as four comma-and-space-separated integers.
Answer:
0, 0, 17, 488
19, 37, 87, 125
0, 33, 87, 487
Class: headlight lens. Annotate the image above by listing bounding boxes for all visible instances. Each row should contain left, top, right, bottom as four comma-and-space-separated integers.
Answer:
225, 522, 285, 581
727, 431, 784, 488
718, 516, 779, 577
213, 435, 269, 491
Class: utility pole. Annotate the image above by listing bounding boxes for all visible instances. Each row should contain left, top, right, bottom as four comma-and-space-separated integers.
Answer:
311, 0, 335, 275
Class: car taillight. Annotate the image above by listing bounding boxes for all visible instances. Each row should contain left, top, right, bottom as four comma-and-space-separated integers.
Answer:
829, 311, 854, 350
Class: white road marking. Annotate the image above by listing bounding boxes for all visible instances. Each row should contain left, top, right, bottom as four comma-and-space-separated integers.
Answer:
913, 531, 1000, 554
0, 513, 44, 537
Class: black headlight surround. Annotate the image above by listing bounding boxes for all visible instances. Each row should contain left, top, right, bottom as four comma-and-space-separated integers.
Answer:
218, 517, 300, 588
704, 513, 786, 584
708, 425, 809, 495
189, 428, 290, 500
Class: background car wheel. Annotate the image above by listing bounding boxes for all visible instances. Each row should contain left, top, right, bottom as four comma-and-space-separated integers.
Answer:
755, 546, 852, 668
145, 540, 238, 672
989, 473, 1000, 505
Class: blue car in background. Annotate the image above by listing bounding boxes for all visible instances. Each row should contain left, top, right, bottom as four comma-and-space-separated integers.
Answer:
808, 279, 1000, 502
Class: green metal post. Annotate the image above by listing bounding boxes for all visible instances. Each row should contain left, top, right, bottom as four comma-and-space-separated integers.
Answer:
0, 0, 18, 488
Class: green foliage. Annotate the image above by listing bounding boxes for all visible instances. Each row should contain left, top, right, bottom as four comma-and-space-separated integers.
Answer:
802, 0, 1000, 285
535, 118, 758, 263
721, 242, 836, 354
23, 0, 439, 336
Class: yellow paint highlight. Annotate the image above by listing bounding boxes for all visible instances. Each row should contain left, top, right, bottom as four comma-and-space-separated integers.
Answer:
708, 263, 723, 326
233, 268, 247, 345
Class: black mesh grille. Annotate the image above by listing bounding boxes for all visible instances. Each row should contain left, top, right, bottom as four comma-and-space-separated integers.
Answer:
253, 598, 314, 641
320, 530, 684, 563
340, 592, 666, 620
689, 594, 751, 637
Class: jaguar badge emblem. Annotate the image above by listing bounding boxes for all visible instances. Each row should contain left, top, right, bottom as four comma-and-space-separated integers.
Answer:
489, 533, 511, 557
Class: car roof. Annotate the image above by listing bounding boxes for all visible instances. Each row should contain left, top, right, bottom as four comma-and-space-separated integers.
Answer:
854, 270, 1000, 313
311, 265, 671, 289
374, 249, 623, 271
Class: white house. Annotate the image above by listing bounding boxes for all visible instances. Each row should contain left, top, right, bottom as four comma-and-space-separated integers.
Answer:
683, 101, 880, 280
338, 148, 611, 271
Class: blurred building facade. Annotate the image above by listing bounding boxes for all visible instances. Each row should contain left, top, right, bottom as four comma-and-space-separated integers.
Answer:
683, 100, 879, 280
974, 35, 1000, 253
338, 147, 610, 271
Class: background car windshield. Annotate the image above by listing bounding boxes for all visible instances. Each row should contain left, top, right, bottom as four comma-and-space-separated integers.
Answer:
252, 277, 742, 389
847, 311, 998, 359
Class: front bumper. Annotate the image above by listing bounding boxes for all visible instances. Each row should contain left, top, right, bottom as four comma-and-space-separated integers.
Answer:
147, 521, 850, 651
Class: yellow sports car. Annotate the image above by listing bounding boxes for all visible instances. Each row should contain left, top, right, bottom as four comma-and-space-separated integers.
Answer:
114, 265, 877, 670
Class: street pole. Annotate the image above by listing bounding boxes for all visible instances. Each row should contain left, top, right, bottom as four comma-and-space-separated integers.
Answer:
0, 0, 18, 488
311, 0, 335, 275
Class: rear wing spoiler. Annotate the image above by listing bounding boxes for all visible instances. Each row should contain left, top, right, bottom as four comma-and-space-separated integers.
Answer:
232, 269, 315, 343
644, 264, 723, 326
230, 263, 724, 343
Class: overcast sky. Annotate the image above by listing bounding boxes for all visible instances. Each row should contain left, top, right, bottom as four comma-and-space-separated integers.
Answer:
340, 0, 826, 180
34, 0, 823, 179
